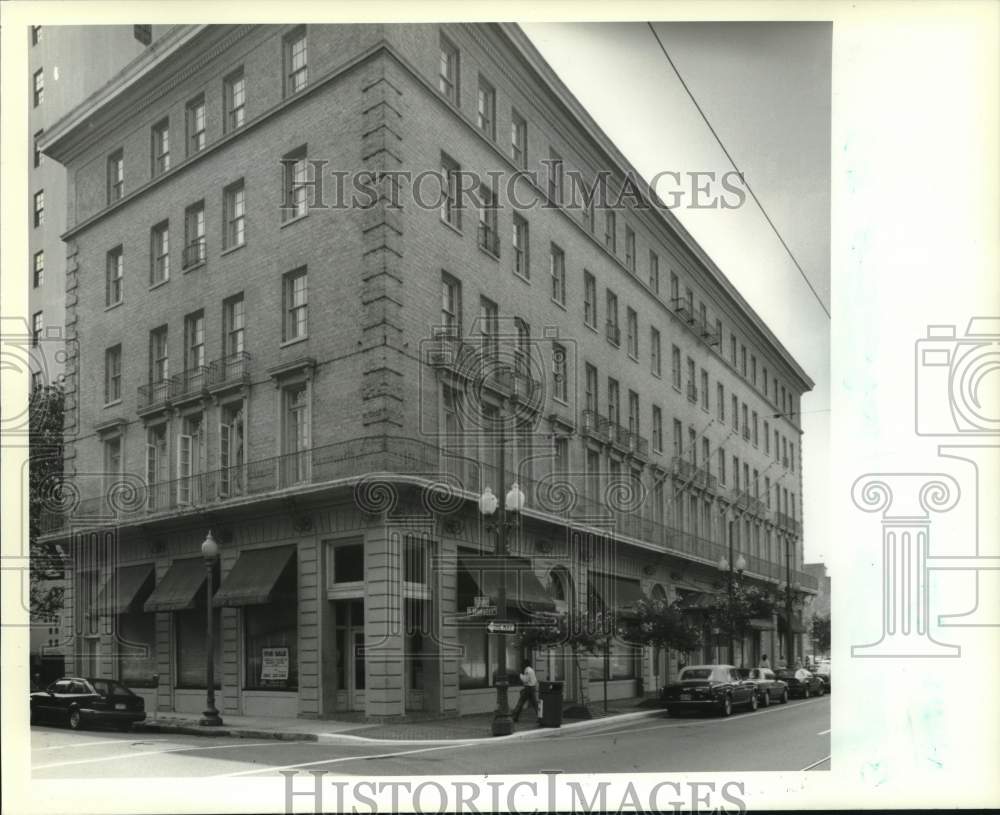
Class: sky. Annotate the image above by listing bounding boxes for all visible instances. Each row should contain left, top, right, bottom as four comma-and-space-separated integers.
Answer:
523, 22, 833, 568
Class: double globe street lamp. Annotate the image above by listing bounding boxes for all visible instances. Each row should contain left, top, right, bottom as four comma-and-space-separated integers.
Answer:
200, 531, 223, 727
718, 518, 746, 665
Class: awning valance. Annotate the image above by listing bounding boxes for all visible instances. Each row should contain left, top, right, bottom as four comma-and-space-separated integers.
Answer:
213, 546, 296, 607
588, 573, 644, 615
97, 563, 155, 615
457, 556, 556, 615
144, 558, 207, 613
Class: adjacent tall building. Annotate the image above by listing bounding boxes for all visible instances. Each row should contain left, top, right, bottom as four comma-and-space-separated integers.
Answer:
39, 23, 815, 720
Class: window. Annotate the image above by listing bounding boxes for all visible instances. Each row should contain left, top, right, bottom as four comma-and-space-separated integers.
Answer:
218, 399, 246, 497
730, 334, 737, 365
176, 608, 222, 689
673, 419, 683, 457
652, 405, 663, 452
107, 151, 124, 203
177, 413, 205, 504
765, 476, 771, 507
763, 366, 769, 396
742, 403, 749, 436
583, 271, 597, 328
552, 343, 568, 403
732, 394, 739, 431
626, 308, 638, 358
224, 68, 246, 132
625, 227, 635, 272
31, 25, 42, 45
649, 250, 660, 294
671, 344, 681, 389
701, 369, 709, 410
477, 184, 498, 255
183, 201, 206, 268
511, 109, 527, 168
717, 382, 725, 422
479, 297, 498, 360
283, 383, 310, 482
224, 180, 246, 249
607, 378, 620, 427
550, 244, 566, 305
718, 448, 726, 484
284, 27, 308, 95
752, 411, 759, 446
33, 69, 44, 107
438, 34, 460, 104
703, 437, 710, 469
440, 153, 461, 229
31, 312, 43, 347
547, 149, 563, 205
605, 290, 619, 345
150, 221, 169, 285
186, 96, 206, 156
245, 597, 298, 691
34, 130, 43, 168
223, 294, 245, 357
106, 246, 124, 306
686, 357, 696, 402
584, 363, 598, 412
670, 271, 680, 303
512, 214, 529, 278
732, 456, 740, 490
751, 355, 758, 387
699, 302, 708, 330
775, 429, 780, 461
553, 436, 569, 477
149, 326, 169, 384
32, 251, 44, 288
791, 442, 795, 472
628, 390, 640, 434
33, 190, 44, 227
146, 424, 168, 509
650, 327, 661, 376
151, 119, 170, 176
764, 420, 771, 454
118, 611, 156, 686
741, 345, 748, 378
476, 76, 495, 140
184, 311, 205, 372
604, 210, 616, 252
282, 147, 311, 222
685, 287, 695, 314
440, 273, 461, 338
283, 268, 308, 342
133, 24, 152, 45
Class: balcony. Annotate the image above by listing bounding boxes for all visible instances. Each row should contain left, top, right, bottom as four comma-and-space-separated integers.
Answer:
208, 351, 251, 392
426, 334, 477, 375
608, 421, 632, 451
776, 512, 802, 536
671, 456, 697, 482
137, 379, 172, 414
605, 321, 621, 346
581, 410, 610, 441
182, 238, 206, 269
171, 366, 209, 404
628, 430, 649, 458
670, 297, 695, 323
699, 320, 721, 346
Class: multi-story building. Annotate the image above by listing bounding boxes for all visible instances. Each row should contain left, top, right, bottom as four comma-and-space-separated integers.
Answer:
39, 23, 815, 720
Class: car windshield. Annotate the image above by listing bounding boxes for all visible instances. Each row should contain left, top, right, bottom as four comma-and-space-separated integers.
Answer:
91, 679, 135, 697
679, 668, 713, 680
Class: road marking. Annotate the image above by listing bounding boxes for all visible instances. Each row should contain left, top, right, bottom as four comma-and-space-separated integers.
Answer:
817, 728, 831, 735
33, 739, 132, 751
800, 755, 831, 771
33, 741, 277, 770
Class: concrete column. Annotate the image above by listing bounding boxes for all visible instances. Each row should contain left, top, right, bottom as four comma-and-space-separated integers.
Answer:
364, 524, 404, 717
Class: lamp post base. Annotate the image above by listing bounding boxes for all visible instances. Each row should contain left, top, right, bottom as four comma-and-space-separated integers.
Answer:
491, 711, 514, 737
200, 707, 223, 727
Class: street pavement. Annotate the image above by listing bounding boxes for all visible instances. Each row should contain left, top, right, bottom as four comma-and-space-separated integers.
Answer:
31, 695, 829, 778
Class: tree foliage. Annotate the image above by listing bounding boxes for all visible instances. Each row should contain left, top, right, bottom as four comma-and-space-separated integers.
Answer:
29, 383, 66, 619
706, 579, 779, 639
810, 613, 831, 656
618, 597, 703, 653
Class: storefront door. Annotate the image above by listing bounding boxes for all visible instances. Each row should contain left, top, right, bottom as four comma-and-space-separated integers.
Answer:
334, 599, 365, 711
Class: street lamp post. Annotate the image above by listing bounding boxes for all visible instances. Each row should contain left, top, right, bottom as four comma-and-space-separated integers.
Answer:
784, 536, 794, 667
718, 519, 746, 666
199, 531, 223, 727
478, 418, 524, 737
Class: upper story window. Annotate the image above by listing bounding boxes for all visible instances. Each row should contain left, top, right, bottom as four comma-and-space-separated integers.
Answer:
583, 270, 597, 328
605, 289, 619, 346
512, 213, 529, 279
282, 146, 311, 222
186, 96, 206, 156
604, 209, 616, 253
31, 312, 43, 347
625, 227, 636, 272
107, 150, 124, 203
224, 180, 246, 250
764, 420, 771, 454
104, 344, 122, 404
479, 296, 499, 360
751, 354, 758, 387
223, 293, 246, 357
650, 327, 661, 376
652, 405, 663, 452
476, 76, 495, 140
701, 369, 709, 410
150, 221, 170, 285
607, 377, 620, 426
184, 310, 206, 371
440, 153, 461, 230
439, 34, 460, 105
224, 68, 246, 132
550, 244, 566, 305
149, 325, 169, 383
33, 69, 44, 107
730, 334, 737, 366
31, 26, 42, 46
183, 201, 206, 268
584, 363, 598, 412
741, 344, 748, 378
440, 273, 461, 338
649, 251, 660, 294
671, 345, 681, 390
628, 390, 640, 434
717, 382, 725, 422
284, 27, 308, 96
151, 119, 170, 176
552, 343, 568, 403
670, 271, 679, 302
283, 267, 308, 342
34, 130, 43, 168
547, 149, 564, 205
626, 308, 638, 359
33, 190, 44, 227
133, 25, 152, 45
511, 109, 527, 168
33, 251, 44, 288
105, 246, 124, 307
476, 183, 498, 256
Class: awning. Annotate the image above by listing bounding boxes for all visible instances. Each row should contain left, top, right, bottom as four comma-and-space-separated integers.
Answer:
777, 611, 808, 634
143, 558, 207, 613
588, 573, 645, 615
96, 563, 155, 615
748, 617, 776, 631
457, 556, 556, 615
213, 546, 296, 607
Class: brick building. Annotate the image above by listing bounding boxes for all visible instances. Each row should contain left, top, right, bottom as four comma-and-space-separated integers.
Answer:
40, 23, 815, 720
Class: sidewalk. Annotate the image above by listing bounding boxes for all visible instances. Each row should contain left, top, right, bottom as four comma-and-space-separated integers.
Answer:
134, 698, 663, 744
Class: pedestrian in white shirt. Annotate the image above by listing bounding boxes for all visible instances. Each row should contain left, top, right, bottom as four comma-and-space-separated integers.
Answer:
512, 659, 539, 723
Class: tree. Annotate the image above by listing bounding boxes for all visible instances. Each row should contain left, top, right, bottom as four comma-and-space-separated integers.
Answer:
618, 597, 703, 654
705, 580, 779, 665
29, 383, 67, 620
515, 611, 603, 714
810, 613, 830, 657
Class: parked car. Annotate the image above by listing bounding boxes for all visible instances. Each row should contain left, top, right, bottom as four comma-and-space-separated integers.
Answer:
30, 677, 146, 731
661, 664, 759, 717
773, 668, 824, 698
736, 667, 789, 706
814, 659, 831, 692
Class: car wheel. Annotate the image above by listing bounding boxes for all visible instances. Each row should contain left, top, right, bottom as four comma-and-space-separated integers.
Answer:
719, 696, 732, 717
804, 687, 811, 699
762, 690, 771, 707
780, 689, 789, 704
818, 684, 825, 696
68, 708, 83, 730
749, 693, 759, 711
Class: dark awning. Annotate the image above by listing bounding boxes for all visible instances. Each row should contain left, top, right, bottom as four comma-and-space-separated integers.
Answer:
589, 573, 645, 615
213, 546, 296, 607
457, 556, 556, 615
143, 558, 207, 613
97, 563, 155, 615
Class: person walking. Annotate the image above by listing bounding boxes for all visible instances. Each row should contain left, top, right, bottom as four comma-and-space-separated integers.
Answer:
511, 659, 539, 723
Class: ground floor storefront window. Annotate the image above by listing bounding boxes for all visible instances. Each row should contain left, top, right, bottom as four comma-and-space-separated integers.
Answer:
117, 612, 157, 687
458, 627, 525, 689
244, 602, 298, 691
175, 608, 221, 689
588, 640, 640, 680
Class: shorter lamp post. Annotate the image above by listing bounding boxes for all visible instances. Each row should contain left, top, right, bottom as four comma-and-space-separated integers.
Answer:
199, 531, 223, 727
718, 540, 746, 665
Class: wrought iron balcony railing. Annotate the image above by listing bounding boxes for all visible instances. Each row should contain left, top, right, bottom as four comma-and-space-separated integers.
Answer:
137, 379, 172, 412
208, 351, 251, 390
182, 238, 206, 269
172, 366, 209, 402
605, 321, 621, 346
670, 297, 695, 323
581, 410, 610, 441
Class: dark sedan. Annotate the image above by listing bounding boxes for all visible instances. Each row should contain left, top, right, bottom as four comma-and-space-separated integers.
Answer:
773, 668, 825, 699
661, 664, 758, 717
736, 667, 789, 706
30, 677, 146, 731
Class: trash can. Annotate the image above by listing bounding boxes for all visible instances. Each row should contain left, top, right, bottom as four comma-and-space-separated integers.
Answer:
538, 681, 564, 727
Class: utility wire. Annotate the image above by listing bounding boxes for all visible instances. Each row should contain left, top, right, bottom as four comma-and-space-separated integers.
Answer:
646, 22, 832, 320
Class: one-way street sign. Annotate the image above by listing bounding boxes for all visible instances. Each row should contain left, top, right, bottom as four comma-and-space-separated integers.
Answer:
486, 621, 516, 634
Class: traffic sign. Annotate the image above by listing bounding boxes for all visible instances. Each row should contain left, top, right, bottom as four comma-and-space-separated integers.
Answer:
467, 605, 497, 617
487, 621, 516, 634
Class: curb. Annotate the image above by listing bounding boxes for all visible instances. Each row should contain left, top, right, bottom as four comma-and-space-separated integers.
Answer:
133, 707, 666, 745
